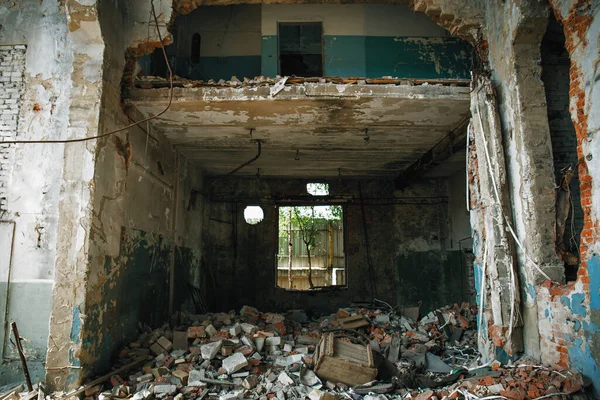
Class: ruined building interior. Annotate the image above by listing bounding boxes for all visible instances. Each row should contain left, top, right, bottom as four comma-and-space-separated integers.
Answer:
0, 0, 599, 399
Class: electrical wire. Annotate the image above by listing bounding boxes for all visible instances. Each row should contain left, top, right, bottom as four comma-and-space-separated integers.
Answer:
359, 181, 377, 301
0, 0, 173, 145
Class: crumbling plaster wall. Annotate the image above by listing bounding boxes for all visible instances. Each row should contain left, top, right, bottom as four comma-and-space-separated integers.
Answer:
535, 0, 600, 394
205, 177, 471, 316
474, 0, 562, 365
0, 0, 74, 386
466, 0, 600, 393
66, 0, 206, 387
38, 0, 204, 391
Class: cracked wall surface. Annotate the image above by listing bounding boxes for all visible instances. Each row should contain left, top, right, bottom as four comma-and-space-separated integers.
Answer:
0, 0, 74, 387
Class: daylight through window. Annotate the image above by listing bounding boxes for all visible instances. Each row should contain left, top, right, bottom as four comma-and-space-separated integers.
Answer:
277, 205, 345, 290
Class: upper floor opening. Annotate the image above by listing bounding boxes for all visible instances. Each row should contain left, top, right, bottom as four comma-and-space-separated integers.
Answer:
137, 3, 473, 83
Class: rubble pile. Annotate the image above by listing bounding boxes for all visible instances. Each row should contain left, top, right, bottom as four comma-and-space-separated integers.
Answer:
2, 303, 587, 400
133, 75, 466, 90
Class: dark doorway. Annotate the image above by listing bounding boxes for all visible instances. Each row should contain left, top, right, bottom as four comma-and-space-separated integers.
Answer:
278, 22, 323, 77
541, 13, 582, 281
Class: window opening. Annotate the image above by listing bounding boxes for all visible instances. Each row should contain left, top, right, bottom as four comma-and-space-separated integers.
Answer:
191, 33, 201, 64
307, 182, 329, 196
244, 206, 264, 225
277, 205, 345, 290
278, 22, 323, 77
541, 13, 582, 281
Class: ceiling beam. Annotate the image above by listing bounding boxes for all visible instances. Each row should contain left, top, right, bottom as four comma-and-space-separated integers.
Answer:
394, 115, 470, 189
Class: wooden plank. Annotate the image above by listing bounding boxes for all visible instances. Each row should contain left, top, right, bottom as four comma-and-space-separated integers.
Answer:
333, 340, 369, 365
314, 357, 377, 386
338, 315, 369, 329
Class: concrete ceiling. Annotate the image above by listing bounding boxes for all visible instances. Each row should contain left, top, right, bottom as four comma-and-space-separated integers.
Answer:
125, 83, 470, 178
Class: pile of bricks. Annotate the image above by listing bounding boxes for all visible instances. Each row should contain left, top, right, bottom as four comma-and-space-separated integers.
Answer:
63, 303, 585, 400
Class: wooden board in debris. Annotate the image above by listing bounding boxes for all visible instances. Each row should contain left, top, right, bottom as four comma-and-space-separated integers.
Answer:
313, 333, 378, 386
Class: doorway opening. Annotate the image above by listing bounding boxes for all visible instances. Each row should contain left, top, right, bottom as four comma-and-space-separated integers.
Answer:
278, 22, 323, 77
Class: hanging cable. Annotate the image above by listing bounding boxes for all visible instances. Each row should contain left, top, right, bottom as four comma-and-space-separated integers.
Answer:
216, 140, 262, 180
1, 0, 173, 145
359, 182, 376, 301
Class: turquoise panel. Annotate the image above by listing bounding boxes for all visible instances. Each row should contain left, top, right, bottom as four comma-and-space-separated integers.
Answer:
261, 35, 279, 77
179, 55, 261, 81
365, 36, 471, 79
323, 35, 366, 77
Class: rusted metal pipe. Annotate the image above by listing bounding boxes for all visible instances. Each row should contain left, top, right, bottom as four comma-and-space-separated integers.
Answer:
11, 322, 33, 392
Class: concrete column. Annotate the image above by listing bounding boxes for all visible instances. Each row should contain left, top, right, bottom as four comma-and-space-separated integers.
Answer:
45, 3, 105, 391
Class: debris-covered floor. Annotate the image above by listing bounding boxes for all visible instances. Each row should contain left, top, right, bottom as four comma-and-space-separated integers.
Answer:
5, 303, 587, 400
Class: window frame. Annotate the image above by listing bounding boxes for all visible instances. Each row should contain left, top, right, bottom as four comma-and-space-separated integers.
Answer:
277, 21, 325, 78
274, 202, 348, 292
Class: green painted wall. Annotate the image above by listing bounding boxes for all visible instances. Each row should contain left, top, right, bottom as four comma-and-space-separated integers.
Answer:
397, 250, 472, 313
176, 56, 261, 81
261, 35, 472, 79
81, 227, 200, 375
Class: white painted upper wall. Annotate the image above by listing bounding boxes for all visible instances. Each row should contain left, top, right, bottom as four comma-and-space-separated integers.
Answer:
364, 4, 449, 37
175, 5, 261, 57
262, 4, 366, 36
261, 4, 449, 37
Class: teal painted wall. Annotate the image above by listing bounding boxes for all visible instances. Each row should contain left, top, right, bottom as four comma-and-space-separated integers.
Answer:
175, 56, 261, 81
81, 227, 201, 375
261, 35, 279, 78
324, 36, 366, 77
261, 35, 472, 79
397, 250, 472, 313
365, 37, 471, 79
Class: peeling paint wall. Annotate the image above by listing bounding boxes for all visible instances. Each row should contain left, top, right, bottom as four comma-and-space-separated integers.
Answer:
261, 4, 472, 79
464, 0, 600, 394
0, 1, 73, 386
72, 0, 207, 384
535, 0, 600, 396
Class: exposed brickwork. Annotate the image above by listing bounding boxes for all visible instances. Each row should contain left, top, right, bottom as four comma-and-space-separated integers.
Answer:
538, 0, 598, 380
0, 45, 26, 216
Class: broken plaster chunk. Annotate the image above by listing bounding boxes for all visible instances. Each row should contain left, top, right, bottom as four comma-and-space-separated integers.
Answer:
153, 384, 177, 395
308, 388, 324, 400
131, 389, 152, 400
254, 337, 265, 352
230, 324, 242, 337
265, 336, 281, 346
278, 371, 294, 386
157, 336, 173, 352
201, 340, 222, 360
222, 352, 248, 374
243, 375, 259, 389
205, 324, 217, 337
150, 342, 167, 356
375, 314, 390, 323
219, 391, 243, 400
241, 323, 256, 334
188, 369, 206, 387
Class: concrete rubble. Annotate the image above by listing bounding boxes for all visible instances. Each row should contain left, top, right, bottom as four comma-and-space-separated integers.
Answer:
132, 74, 467, 90
2, 304, 587, 400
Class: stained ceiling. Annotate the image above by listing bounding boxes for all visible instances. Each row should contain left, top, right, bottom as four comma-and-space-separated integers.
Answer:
125, 82, 470, 178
